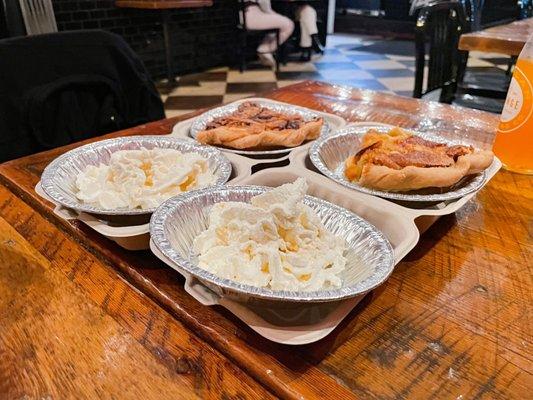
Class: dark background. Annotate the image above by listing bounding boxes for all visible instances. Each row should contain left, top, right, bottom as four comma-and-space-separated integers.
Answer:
0, 0, 521, 80
51, 0, 331, 79
52, 0, 238, 79
335, 0, 522, 35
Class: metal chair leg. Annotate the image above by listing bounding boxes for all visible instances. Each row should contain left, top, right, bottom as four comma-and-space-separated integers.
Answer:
162, 9, 176, 88
413, 26, 425, 98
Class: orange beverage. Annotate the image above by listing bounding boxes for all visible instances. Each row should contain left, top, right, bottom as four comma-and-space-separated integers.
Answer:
493, 42, 533, 174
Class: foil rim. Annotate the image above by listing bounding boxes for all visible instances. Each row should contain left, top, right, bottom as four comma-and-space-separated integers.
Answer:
41, 135, 232, 216
150, 185, 395, 303
189, 100, 331, 156
309, 124, 487, 202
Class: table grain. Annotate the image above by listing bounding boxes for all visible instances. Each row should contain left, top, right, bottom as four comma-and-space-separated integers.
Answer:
459, 18, 533, 56
0, 81, 531, 399
0, 187, 273, 399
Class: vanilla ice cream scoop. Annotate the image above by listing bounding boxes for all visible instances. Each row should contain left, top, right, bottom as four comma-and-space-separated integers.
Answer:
193, 178, 347, 291
75, 147, 215, 210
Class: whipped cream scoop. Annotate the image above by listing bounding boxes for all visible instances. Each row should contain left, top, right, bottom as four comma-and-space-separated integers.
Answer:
75, 147, 215, 210
193, 178, 347, 291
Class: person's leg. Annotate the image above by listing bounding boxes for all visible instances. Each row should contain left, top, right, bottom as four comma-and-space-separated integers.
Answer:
299, 14, 311, 48
297, 5, 323, 54
296, 5, 318, 48
275, 12, 294, 46
245, 6, 294, 53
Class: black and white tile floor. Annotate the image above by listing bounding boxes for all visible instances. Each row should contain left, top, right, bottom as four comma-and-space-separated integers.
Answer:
160, 34, 511, 117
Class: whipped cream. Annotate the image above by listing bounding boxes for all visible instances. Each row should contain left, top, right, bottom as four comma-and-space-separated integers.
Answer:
193, 178, 346, 291
75, 147, 215, 210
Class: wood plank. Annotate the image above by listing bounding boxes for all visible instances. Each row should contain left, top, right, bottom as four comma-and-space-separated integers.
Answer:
0, 81, 530, 399
459, 18, 533, 56
0, 185, 274, 399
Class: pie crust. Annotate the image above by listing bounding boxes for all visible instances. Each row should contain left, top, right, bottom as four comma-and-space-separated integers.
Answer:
197, 102, 324, 150
345, 128, 494, 192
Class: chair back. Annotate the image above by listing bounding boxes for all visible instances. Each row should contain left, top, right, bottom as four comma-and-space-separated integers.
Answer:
462, 0, 531, 27
518, 0, 533, 19
460, 0, 484, 31
18, 0, 57, 35
413, 1, 469, 102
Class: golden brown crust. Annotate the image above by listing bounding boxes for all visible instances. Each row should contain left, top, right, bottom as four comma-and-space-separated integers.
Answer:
197, 119, 322, 150
196, 102, 323, 150
358, 157, 471, 191
462, 150, 494, 174
344, 128, 494, 192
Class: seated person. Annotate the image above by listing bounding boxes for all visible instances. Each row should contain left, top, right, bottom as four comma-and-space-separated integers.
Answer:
244, 0, 294, 67
295, 4, 324, 57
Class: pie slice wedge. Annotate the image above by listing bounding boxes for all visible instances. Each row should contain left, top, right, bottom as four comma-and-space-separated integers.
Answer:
344, 127, 494, 192
196, 102, 324, 150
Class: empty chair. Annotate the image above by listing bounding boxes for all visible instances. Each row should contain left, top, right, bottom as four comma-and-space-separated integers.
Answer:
459, 0, 533, 76
459, 0, 514, 79
18, 0, 57, 35
461, 0, 484, 30
414, 1, 467, 102
0, 30, 165, 162
519, 0, 533, 19
413, 0, 505, 113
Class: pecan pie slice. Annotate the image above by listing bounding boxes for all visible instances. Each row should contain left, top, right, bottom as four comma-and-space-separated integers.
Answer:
197, 102, 324, 150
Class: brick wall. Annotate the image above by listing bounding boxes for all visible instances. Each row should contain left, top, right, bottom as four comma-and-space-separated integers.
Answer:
52, 0, 238, 79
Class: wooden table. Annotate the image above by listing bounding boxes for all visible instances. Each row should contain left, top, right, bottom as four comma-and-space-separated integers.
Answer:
0, 81, 531, 399
459, 17, 533, 56
115, 0, 213, 86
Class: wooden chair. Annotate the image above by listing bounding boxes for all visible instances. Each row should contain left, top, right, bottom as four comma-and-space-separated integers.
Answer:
236, 0, 280, 72
18, 0, 57, 35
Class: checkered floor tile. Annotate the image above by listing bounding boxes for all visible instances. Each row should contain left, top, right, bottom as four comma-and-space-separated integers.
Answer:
160, 34, 511, 117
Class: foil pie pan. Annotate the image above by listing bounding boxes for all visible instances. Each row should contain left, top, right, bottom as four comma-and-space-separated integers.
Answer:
150, 185, 394, 305
189, 100, 331, 156
41, 136, 232, 216
309, 124, 487, 202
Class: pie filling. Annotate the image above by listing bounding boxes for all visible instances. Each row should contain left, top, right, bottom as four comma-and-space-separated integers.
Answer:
205, 102, 319, 132
346, 128, 474, 181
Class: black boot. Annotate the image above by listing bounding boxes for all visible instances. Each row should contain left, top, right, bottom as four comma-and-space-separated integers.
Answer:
311, 34, 324, 55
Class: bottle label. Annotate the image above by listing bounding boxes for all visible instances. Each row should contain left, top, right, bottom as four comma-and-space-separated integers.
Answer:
499, 66, 533, 133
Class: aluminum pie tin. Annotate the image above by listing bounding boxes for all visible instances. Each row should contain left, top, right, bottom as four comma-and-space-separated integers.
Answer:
41, 136, 232, 216
189, 100, 331, 156
309, 123, 487, 203
150, 185, 395, 304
